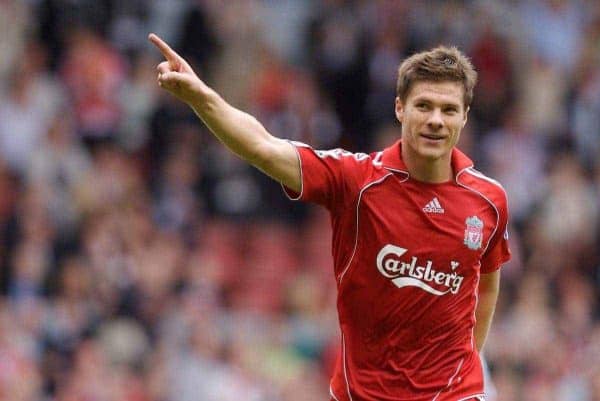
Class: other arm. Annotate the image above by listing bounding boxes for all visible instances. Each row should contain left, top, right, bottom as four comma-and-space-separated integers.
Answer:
148, 33, 301, 192
474, 270, 500, 352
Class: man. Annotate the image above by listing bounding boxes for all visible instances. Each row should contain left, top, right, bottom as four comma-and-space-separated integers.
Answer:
148, 33, 510, 401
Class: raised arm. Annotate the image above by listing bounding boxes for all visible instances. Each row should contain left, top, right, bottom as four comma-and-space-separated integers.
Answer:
148, 33, 301, 192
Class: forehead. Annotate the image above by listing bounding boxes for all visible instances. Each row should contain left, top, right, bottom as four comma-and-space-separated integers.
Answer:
406, 80, 464, 105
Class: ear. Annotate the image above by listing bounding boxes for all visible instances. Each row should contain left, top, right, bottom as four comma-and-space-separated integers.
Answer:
395, 97, 404, 124
462, 106, 469, 128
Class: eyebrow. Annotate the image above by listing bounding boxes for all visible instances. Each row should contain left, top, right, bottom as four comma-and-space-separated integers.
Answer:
412, 97, 461, 108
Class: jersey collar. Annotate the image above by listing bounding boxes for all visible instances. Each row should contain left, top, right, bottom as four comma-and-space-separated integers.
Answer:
380, 140, 474, 179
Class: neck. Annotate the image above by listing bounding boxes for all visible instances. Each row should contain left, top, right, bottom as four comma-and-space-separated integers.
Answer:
401, 146, 453, 183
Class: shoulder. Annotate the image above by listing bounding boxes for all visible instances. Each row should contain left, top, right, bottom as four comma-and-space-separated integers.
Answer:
290, 141, 393, 203
292, 141, 389, 175
456, 167, 509, 216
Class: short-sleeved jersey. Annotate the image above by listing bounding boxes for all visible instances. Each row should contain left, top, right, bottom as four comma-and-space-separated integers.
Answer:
283, 140, 510, 401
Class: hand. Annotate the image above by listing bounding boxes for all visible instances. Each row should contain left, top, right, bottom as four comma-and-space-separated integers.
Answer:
148, 33, 211, 104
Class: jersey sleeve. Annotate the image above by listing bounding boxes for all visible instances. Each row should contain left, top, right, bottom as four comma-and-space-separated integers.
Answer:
480, 195, 511, 274
282, 141, 369, 211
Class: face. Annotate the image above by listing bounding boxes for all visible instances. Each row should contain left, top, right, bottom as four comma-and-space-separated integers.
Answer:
395, 80, 468, 162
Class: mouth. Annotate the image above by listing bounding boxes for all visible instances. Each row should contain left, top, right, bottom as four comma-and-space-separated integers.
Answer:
420, 133, 446, 141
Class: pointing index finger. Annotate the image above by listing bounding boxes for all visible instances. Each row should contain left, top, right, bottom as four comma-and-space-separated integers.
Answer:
148, 33, 181, 67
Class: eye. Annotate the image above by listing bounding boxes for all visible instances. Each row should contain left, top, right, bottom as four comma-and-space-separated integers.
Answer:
416, 103, 429, 111
443, 106, 458, 114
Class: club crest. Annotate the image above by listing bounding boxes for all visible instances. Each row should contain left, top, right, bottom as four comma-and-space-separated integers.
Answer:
464, 216, 484, 250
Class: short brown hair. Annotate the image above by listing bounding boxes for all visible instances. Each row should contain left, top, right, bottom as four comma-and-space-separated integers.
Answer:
396, 46, 477, 108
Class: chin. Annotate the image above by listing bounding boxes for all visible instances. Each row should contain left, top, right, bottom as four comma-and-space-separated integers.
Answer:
416, 147, 448, 160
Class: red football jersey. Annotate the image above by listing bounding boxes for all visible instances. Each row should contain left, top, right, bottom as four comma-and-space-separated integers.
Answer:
283, 140, 510, 401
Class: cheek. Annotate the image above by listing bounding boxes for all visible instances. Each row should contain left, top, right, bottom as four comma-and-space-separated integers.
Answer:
405, 120, 421, 141
405, 114, 424, 132
449, 118, 464, 135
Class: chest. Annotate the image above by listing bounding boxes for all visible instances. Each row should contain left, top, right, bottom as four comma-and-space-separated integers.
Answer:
354, 179, 497, 274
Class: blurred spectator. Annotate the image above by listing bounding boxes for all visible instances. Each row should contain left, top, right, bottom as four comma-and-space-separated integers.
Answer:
364, 20, 408, 130
0, 300, 43, 401
60, 26, 126, 147
27, 112, 92, 236
0, 0, 31, 82
469, 25, 514, 133
153, 142, 203, 233
519, 0, 586, 73
118, 52, 160, 152
518, 56, 570, 137
481, 108, 547, 224
573, 62, 600, 169
527, 153, 598, 275
0, 40, 65, 176
309, 0, 369, 148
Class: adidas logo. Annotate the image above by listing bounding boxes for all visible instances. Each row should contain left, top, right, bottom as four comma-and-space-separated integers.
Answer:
423, 197, 445, 214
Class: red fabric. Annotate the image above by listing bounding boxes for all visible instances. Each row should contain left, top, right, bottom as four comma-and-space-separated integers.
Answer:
284, 140, 510, 401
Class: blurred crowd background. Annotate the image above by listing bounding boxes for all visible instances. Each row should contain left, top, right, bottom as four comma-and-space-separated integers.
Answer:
0, 0, 599, 400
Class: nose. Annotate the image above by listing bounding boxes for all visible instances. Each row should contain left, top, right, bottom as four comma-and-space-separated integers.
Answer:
427, 109, 444, 131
